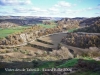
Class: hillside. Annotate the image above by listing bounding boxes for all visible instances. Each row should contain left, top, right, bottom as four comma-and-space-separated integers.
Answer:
0, 21, 19, 28
61, 33, 100, 48
80, 17, 100, 26
76, 20, 100, 33
0, 25, 63, 46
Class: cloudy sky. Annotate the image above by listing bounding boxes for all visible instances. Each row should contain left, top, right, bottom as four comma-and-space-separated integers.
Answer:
0, 0, 100, 17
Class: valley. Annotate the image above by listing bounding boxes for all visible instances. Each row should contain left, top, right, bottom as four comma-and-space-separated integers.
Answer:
0, 16, 100, 75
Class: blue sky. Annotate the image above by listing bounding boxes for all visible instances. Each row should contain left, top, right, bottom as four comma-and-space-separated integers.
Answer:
0, 0, 100, 17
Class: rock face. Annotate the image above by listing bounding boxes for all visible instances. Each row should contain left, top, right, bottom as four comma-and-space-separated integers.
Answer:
20, 34, 27, 43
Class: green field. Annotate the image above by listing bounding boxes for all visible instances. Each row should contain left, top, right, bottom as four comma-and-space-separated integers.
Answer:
0, 26, 30, 39
0, 24, 57, 39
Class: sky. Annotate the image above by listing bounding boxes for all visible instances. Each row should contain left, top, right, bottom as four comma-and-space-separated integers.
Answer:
0, 0, 100, 17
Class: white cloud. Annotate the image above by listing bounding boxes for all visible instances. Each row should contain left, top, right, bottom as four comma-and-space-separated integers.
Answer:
54, 1, 72, 8
62, 9, 79, 15
13, 6, 48, 14
0, 0, 99, 17
61, 7, 95, 15
48, 7, 59, 12
13, 7, 28, 13
0, 0, 32, 6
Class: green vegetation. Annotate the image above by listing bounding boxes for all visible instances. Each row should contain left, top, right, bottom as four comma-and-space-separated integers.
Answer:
58, 58, 78, 68
31, 57, 100, 75
68, 28, 78, 32
38, 24, 56, 28
32, 57, 93, 69
0, 26, 30, 39
32, 59, 78, 71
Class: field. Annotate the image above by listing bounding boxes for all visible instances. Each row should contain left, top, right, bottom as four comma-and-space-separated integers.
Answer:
0, 24, 57, 39
0, 26, 30, 39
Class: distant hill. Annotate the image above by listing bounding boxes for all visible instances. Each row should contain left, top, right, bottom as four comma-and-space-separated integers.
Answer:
0, 16, 62, 25
0, 16, 62, 20
73, 17, 87, 21
0, 19, 42, 25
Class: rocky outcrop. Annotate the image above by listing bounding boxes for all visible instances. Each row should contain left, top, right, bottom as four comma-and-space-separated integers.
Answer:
0, 21, 19, 28
57, 18, 79, 29
49, 46, 74, 59
0, 32, 36, 46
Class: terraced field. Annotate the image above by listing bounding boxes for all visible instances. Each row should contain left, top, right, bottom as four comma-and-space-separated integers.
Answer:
30, 32, 67, 49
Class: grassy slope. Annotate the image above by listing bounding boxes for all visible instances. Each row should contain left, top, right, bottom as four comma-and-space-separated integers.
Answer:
0, 57, 99, 75
31, 57, 100, 75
